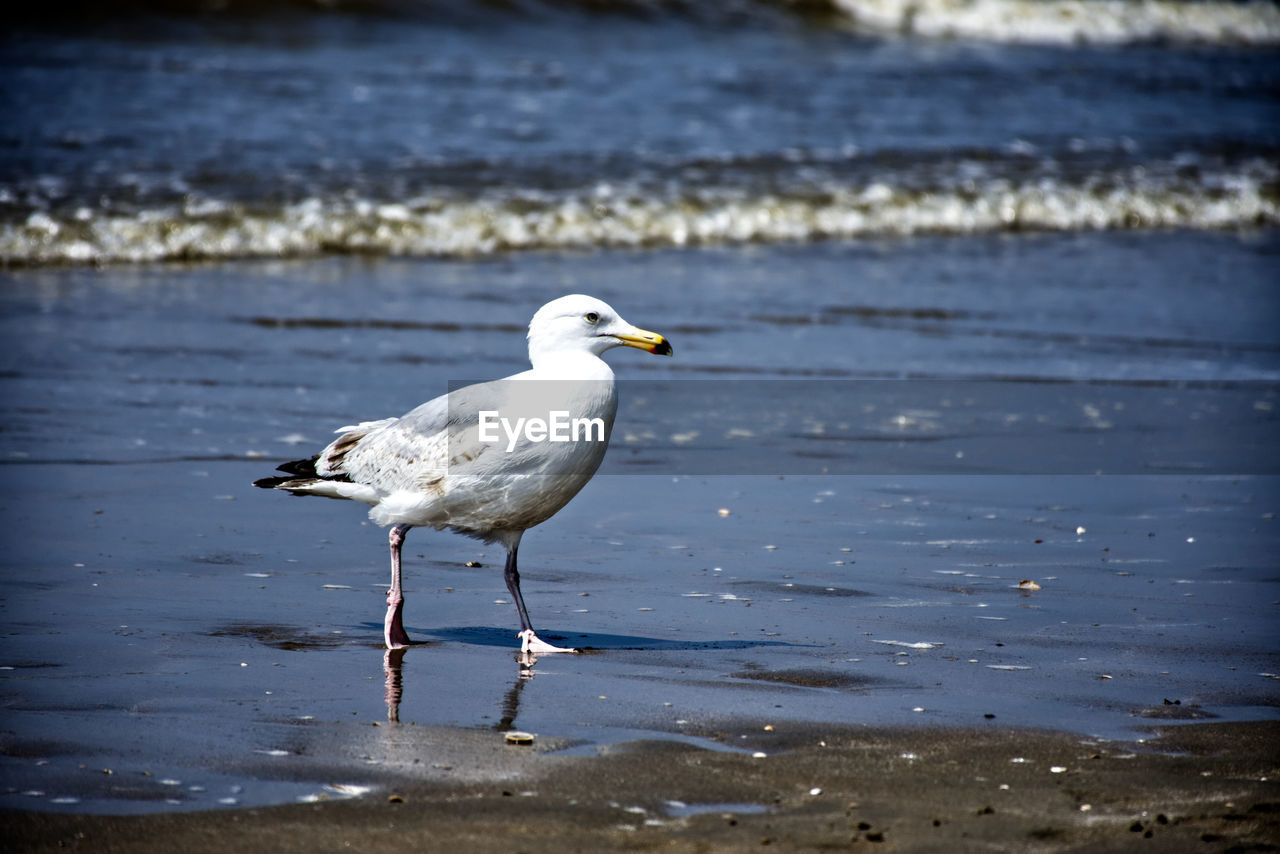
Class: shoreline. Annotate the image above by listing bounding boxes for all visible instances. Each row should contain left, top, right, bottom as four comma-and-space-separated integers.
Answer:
7, 720, 1277, 852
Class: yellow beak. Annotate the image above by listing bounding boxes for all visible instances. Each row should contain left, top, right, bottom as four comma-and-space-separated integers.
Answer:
613, 326, 673, 357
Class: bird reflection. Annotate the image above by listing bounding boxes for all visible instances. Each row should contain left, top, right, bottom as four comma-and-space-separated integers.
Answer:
494, 653, 543, 730
381, 646, 541, 725
383, 647, 407, 722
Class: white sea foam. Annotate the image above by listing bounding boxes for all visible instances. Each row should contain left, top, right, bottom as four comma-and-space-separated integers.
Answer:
2, 156, 1274, 266
830, 0, 1280, 45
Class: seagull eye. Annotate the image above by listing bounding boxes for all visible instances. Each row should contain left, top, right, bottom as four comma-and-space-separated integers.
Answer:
584, 312, 599, 324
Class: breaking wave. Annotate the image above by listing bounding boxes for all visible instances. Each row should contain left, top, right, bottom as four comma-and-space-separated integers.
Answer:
828, 0, 1280, 46
3, 151, 1274, 266
14, 0, 1280, 46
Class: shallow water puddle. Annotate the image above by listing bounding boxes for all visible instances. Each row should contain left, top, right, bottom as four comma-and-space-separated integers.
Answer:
663, 800, 772, 818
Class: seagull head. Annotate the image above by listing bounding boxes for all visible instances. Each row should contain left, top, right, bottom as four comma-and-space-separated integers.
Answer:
528, 294, 673, 363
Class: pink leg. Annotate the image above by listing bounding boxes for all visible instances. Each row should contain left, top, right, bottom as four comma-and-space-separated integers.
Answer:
385, 524, 412, 649
502, 536, 576, 655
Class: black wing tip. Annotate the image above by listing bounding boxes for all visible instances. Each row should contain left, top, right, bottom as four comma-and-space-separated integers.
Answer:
253, 469, 355, 491
255, 455, 320, 489
253, 475, 298, 489
276, 455, 320, 477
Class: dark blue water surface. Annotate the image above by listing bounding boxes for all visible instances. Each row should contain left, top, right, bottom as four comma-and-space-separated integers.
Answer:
2, 2, 1277, 262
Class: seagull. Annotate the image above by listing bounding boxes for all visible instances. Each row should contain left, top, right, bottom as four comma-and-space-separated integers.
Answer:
254, 294, 672, 654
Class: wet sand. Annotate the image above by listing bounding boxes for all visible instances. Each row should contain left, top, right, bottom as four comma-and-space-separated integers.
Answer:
7, 720, 1278, 852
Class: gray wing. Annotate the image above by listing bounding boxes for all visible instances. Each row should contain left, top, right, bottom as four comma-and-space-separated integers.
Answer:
317, 379, 514, 492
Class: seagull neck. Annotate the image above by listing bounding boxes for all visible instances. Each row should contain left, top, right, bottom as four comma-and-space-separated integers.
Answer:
527, 349, 615, 381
